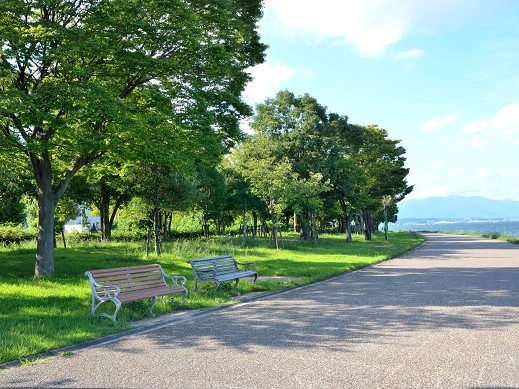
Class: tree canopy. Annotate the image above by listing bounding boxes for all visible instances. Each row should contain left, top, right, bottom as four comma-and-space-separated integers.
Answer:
0, 0, 266, 276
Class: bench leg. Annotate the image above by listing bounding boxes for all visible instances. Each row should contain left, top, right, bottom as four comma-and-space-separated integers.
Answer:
94, 299, 121, 323
149, 296, 158, 317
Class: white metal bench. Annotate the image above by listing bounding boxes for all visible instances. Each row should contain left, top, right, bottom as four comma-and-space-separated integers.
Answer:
85, 264, 187, 322
188, 255, 257, 292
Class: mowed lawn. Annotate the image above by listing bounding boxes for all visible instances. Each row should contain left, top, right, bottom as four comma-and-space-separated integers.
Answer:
0, 232, 424, 365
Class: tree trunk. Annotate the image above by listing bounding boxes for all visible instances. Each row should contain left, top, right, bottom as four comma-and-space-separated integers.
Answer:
345, 211, 353, 242
154, 210, 162, 255
61, 227, 67, 249
202, 213, 209, 239
252, 211, 258, 238
98, 179, 111, 241
310, 212, 318, 242
242, 209, 247, 237
300, 209, 309, 240
29, 148, 60, 278
35, 187, 56, 277
362, 210, 372, 240
145, 226, 151, 258
339, 200, 353, 243
269, 200, 279, 249
30, 140, 99, 277
167, 212, 173, 238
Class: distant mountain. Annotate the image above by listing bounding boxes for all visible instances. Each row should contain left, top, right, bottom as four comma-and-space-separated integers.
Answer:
397, 196, 519, 219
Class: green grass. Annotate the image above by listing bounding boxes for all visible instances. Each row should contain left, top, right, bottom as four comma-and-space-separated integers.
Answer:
0, 231, 424, 365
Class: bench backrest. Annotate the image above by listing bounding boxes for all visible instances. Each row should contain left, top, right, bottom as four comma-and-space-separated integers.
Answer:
189, 255, 239, 278
86, 264, 166, 294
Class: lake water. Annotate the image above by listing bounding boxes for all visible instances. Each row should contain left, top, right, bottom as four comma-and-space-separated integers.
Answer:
389, 218, 519, 237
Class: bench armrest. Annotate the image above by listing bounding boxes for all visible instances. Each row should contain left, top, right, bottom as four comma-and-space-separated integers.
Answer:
87, 279, 121, 299
157, 267, 187, 286
193, 268, 217, 280
236, 261, 256, 271
162, 273, 187, 287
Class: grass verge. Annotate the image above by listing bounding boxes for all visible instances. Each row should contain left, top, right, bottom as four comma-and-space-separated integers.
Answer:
0, 231, 423, 365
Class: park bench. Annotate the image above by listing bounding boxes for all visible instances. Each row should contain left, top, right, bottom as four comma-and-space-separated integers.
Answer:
188, 255, 258, 292
85, 264, 188, 322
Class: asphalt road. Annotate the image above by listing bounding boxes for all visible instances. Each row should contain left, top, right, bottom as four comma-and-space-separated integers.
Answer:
1, 233, 519, 388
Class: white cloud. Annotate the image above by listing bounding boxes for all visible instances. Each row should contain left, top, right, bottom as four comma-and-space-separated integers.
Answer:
421, 113, 461, 131
469, 136, 487, 148
395, 48, 424, 64
477, 168, 492, 178
243, 62, 296, 103
262, 0, 477, 57
460, 101, 519, 143
448, 168, 466, 177
263, 0, 407, 56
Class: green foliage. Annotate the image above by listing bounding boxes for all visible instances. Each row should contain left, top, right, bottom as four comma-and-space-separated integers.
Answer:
0, 0, 266, 276
0, 153, 29, 224
242, 90, 413, 241
0, 223, 30, 245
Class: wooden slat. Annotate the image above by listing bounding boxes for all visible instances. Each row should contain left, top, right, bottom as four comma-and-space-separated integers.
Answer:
118, 285, 186, 302
88, 264, 181, 297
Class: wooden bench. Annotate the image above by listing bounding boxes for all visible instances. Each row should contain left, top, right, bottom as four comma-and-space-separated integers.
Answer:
188, 255, 258, 292
85, 264, 188, 322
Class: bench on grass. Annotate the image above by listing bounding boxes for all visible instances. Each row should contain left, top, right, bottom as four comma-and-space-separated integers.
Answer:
85, 264, 188, 322
188, 255, 258, 292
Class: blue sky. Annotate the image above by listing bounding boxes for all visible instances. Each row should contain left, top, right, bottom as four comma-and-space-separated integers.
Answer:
242, 0, 519, 201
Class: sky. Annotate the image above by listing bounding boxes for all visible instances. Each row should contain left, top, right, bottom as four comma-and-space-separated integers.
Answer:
242, 0, 519, 201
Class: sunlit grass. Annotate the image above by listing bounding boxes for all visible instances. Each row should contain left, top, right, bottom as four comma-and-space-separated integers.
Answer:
0, 231, 423, 364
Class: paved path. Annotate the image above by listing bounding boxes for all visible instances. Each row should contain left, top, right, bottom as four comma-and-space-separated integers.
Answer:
1, 234, 519, 388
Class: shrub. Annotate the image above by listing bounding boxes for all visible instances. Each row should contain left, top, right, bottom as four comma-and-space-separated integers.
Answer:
0, 224, 32, 245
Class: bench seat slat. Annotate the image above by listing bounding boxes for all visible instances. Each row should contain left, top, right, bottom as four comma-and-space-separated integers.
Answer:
118, 285, 187, 302
216, 271, 257, 282
95, 280, 167, 293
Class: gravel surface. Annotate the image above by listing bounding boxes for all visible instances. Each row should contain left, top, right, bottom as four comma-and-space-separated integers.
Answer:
1, 233, 518, 388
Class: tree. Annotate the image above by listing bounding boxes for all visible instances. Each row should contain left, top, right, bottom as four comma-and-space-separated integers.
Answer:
194, 163, 227, 238
0, 0, 266, 276
234, 134, 296, 249
354, 125, 413, 240
318, 118, 365, 242
78, 161, 136, 241
132, 163, 196, 256
221, 162, 265, 238
250, 90, 332, 240
285, 172, 329, 242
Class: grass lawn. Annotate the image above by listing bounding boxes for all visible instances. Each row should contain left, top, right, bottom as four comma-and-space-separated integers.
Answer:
0, 231, 424, 365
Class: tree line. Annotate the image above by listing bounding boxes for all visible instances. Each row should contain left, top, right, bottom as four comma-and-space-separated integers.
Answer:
0, 1, 412, 278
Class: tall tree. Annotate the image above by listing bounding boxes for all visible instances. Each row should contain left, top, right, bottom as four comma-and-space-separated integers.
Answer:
132, 163, 196, 256
194, 163, 227, 238
221, 163, 265, 238
354, 125, 413, 240
234, 134, 295, 249
250, 90, 331, 240
0, 0, 266, 276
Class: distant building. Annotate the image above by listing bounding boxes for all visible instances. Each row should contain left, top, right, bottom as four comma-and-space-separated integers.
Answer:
64, 209, 100, 233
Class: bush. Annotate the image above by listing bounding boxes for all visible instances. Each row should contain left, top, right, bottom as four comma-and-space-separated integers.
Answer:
482, 232, 501, 239
0, 224, 33, 245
